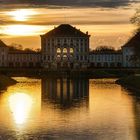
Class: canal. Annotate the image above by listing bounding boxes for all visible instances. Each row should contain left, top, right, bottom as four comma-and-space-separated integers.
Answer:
0, 77, 140, 140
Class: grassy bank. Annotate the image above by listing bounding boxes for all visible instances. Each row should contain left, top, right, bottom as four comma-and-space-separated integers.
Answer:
116, 75, 140, 90
0, 74, 17, 89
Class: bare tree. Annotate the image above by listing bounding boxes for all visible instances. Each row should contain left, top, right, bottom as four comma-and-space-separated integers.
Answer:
131, 9, 140, 28
9, 43, 23, 51
95, 46, 115, 52
130, 9, 140, 61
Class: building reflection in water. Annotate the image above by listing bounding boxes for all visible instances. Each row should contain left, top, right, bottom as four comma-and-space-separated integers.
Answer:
41, 78, 89, 108
132, 97, 140, 140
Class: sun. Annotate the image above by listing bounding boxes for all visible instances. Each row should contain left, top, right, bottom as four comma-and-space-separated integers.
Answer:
8, 9, 36, 21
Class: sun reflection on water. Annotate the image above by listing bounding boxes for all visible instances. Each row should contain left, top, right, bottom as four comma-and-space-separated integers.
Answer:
9, 93, 33, 125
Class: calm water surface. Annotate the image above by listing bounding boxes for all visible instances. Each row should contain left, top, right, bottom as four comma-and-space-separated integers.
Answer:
0, 77, 140, 140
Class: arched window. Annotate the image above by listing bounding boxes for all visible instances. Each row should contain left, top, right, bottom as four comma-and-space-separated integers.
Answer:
70, 48, 74, 54
57, 48, 61, 53
63, 48, 67, 53
57, 54, 61, 58
63, 54, 67, 58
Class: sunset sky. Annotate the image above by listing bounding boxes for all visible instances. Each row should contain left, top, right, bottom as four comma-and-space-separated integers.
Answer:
0, 0, 140, 50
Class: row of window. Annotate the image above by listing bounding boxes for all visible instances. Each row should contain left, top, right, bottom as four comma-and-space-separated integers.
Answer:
56, 55, 73, 61
8, 62, 41, 67
125, 55, 133, 61
8, 55, 40, 61
0, 48, 6, 52
44, 46, 88, 53
43, 56, 54, 61
90, 55, 122, 62
43, 55, 88, 61
46, 38, 88, 43
57, 48, 74, 54
43, 55, 73, 61
90, 62, 122, 67
76, 56, 88, 61
45, 42, 88, 47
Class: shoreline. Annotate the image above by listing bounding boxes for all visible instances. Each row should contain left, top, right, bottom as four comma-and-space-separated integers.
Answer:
0, 74, 17, 90
0, 68, 138, 78
0, 68, 140, 92
116, 75, 140, 94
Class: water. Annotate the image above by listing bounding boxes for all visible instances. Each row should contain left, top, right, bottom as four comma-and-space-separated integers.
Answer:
0, 77, 140, 140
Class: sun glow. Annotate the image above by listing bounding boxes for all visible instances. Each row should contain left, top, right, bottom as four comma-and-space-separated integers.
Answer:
8, 9, 36, 21
9, 93, 33, 125
3, 25, 46, 36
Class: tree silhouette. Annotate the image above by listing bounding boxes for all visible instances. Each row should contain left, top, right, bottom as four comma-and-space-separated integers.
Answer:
95, 46, 115, 52
131, 9, 140, 28
130, 9, 140, 61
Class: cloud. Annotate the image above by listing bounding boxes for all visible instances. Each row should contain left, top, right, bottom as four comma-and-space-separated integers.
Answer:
0, 0, 139, 8
0, 8, 131, 26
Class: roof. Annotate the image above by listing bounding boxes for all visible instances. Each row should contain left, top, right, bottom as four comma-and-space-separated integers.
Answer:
123, 31, 140, 48
41, 24, 90, 38
90, 50, 122, 55
0, 40, 8, 48
9, 50, 40, 54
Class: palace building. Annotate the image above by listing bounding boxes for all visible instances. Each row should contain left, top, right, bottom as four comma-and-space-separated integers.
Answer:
89, 50, 122, 68
0, 24, 139, 69
0, 40, 8, 67
40, 24, 90, 69
122, 31, 140, 68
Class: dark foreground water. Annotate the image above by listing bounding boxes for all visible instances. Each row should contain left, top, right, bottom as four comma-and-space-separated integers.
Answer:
0, 77, 140, 140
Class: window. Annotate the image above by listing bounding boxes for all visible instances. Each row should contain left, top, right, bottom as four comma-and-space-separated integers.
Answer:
57, 48, 61, 53
57, 39, 60, 43
111, 55, 114, 61
64, 39, 67, 43
126, 55, 129, 61
63, 48, 67, 53
76, 56, 78, 60
76, 48, 79, 52
48, 56, 50, 61
2, 55, 4, 60
57, 54, 61, 58
44, 56, 46, 60
70, 48, 74, 54
63, 55, 67, 58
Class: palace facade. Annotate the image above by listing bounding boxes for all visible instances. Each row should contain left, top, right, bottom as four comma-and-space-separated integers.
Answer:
89, 50, 122, 68
0, 24, 139, 69
41, 24, 90, 69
